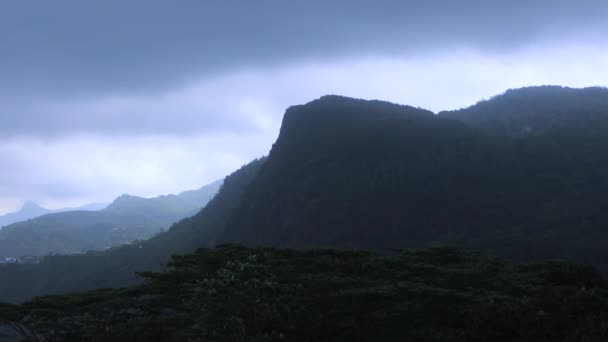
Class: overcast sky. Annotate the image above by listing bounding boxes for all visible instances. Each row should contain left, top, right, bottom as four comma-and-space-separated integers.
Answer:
1, 0, 608, 214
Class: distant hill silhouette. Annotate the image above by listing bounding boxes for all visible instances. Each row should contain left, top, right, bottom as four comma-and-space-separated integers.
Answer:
0, 202, 107, 229
0, 180, 222, 258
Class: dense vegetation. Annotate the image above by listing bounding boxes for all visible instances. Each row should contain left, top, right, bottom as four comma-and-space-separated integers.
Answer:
2, 245, 608, 341
0, 180, 222, 258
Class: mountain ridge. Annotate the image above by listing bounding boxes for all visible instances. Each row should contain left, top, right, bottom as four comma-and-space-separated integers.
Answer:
214, 88, 608, 268
0, 179, 223, 258
440, 85, 608, 136
0, 202, 108, 229
217, 95, 494, 248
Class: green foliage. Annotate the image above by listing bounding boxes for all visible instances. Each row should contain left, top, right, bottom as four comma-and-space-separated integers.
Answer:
3, 246, 608, 341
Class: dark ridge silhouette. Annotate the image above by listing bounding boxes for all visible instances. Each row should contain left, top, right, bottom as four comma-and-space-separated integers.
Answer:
218, 95, 497, 248
217, 90, 608, 268
0, 201, 107, 229
440, 85, 608, 136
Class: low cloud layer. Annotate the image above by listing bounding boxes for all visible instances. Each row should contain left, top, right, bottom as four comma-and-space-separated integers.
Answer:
1, 2, 607, 213
3, 45, 607, 138
0, 133, 268, 209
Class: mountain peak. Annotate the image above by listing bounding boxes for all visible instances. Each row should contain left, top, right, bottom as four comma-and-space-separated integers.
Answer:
0, 201, 50, 228
286, 95, 427, 116
276, 95, 435, 152
218, 95, 484, 248
104, 194, 146, 211
21, 201, 44, 211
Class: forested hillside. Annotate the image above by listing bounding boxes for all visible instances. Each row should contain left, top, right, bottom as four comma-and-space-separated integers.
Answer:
2, 246, 608, 341
441, 86, 608, 136
219, 89, 608, 268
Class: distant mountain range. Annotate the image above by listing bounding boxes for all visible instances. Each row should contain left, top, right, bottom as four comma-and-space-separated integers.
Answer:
0, 201, 108, 229
2, 86, 608, 304
0, 179, 222, 258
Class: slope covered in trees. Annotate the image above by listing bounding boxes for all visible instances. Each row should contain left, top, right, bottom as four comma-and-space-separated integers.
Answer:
0, 179, 222, 258
219, 96, 500, 249
218, 89, 608, 268
441, 86, 608, 137
440, 86, 608, 265
2, 246, 608, 341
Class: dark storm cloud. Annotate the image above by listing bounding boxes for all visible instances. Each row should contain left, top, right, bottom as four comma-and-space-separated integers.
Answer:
1, 0, 607, 139
0, 95, 258, 137
1, 0, 607, 96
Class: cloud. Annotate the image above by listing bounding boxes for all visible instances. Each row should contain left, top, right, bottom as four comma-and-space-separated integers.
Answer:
0, 76, 279, 138
2, 1, 607, 138
1, 0, 607, 97
0, 132, 272, 212
4, 44, 607, 138
1, 1, 608, 213
1, 43, 608, 213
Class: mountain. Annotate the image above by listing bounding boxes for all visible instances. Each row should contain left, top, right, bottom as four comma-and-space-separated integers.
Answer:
217, 95, 498, 249
0, 179, 222, 258
2, 86, 608, 304
0, 202, 108, 229
210, 89, 608, 269
0, 202, 50, 229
